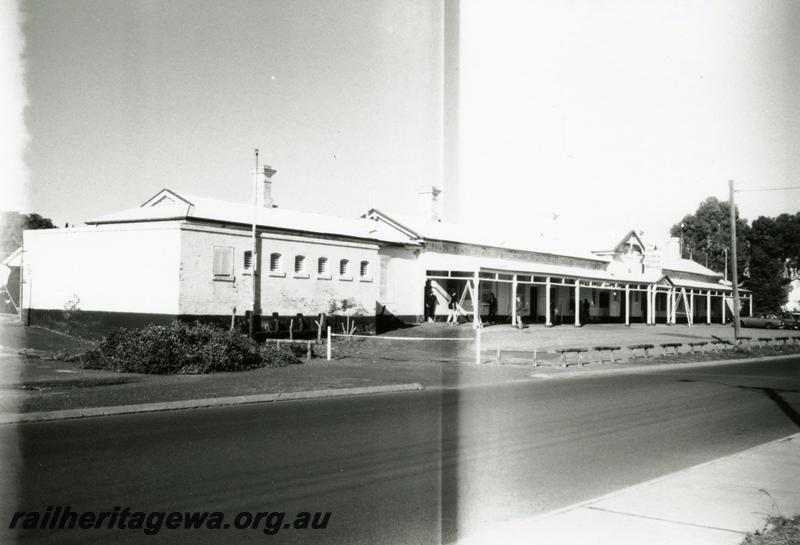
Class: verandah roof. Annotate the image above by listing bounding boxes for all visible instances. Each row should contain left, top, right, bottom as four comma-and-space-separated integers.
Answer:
423, 255, 749, 293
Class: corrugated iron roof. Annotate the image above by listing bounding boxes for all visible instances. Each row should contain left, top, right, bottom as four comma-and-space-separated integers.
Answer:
366, 209, 609, 263
85, 190, 734, 286
663, 258, 722, 277
87, 191, 414, 245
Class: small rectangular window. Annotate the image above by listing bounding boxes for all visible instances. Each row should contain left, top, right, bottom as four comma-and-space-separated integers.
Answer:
318, 257, 328, 275
360, 260, 370, 278
243, 250, 252, 271
213, 246, 234, 277
295, 255, 306, 273
339, 259, 350, 276
270, 253, 282, 272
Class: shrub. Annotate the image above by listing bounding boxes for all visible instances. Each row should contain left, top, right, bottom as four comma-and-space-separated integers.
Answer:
260, 345, 305, 367
81, 321, 301, 374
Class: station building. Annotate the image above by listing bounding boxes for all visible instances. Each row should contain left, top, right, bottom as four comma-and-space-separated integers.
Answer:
20, 167, 752, 336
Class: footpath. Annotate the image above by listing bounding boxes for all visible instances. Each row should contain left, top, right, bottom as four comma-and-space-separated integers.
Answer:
459, 433, 800, 545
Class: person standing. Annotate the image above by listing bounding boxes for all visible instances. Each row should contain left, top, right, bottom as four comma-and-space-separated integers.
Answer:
582, 298, 591, 326
551, 303, 560, 326
424, 281, 434, 322
427, 288, 438, 323
487, 292, 497, 325
447, 290, 458, 325
514, 295, 524, 329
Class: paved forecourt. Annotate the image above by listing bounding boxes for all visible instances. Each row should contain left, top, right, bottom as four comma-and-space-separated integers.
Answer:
361, 322, 798, 365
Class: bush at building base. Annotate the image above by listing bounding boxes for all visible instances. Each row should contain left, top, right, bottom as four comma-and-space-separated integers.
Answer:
81, 321, 301, 374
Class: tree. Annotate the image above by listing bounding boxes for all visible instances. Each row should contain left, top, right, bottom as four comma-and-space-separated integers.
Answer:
745, 213, 800, 310
773, 212, 800, 280
670, 197, 750, 275
0, 212, 56, 257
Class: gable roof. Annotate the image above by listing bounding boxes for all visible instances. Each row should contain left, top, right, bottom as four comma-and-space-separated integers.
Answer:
141, 189, 195, 208
87, 190, 414, 245
614, 230, 646, 253
592, 229, 646, 256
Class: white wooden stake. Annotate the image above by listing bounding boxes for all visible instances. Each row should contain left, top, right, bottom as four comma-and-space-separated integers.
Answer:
326, 326, 331, 361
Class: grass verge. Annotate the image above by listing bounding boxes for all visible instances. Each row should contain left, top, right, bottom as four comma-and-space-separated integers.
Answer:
742, 515, 800, 545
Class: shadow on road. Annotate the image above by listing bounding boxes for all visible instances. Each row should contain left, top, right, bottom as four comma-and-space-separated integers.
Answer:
677, 379, 800, 429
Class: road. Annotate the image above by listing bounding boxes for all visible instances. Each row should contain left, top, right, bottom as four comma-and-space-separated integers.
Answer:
2, 358, 799, 545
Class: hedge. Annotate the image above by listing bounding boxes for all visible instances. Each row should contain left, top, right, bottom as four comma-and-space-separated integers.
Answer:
81, 321, 301, 374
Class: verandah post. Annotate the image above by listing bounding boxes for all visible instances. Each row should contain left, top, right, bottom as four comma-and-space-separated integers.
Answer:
545, 277, 552, 327
511, 275, 518, 327
475, 327, 482, 365
722, 293, 727, 324
625, 284, 630, 326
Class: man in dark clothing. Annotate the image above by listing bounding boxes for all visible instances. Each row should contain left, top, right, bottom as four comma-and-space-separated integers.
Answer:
426, 290, 438, 322
487, 292, 497, 324
582, 298, 591, 325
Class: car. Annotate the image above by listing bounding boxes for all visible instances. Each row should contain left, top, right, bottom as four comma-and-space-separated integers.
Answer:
780, 312, 800, 330
740, 313, 785, 329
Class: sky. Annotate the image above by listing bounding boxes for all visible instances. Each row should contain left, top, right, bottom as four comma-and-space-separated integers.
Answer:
2, 0, 799, 250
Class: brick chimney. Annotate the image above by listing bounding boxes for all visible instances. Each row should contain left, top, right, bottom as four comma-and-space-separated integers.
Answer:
258, 165, 277, 208
417, 186, 442, 222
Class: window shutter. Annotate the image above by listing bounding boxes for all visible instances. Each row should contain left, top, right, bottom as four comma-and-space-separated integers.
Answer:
213, 247, 234, 276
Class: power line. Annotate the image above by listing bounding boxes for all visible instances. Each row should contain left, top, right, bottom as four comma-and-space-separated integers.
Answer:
735, 186, 800, 193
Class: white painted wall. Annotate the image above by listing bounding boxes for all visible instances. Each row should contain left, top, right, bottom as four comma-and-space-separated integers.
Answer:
178, 225, 253, 317
23, 223, 182, 314
179, 225, 380, 317
378, 245, 423, 318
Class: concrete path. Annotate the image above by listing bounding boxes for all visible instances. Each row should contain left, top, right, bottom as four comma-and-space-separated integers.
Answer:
460, 433, 800, 545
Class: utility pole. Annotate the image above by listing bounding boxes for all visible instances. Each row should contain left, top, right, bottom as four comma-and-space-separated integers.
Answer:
250, 148, 259, 339
729, 179, 741, 338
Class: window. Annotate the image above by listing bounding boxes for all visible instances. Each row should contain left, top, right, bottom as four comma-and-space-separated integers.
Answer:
270, 253, 282, 272
317, 257, 328, 275
294, 255, 306, 274
243, 250, 252, 271
360, 260, 370, 278
213, 246, 234, 278
339, 259, 350, 276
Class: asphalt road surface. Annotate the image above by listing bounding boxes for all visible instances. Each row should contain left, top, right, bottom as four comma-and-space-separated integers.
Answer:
2, 358, 799, 545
